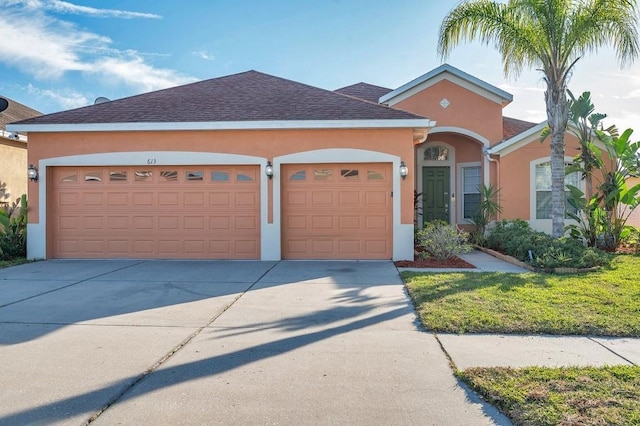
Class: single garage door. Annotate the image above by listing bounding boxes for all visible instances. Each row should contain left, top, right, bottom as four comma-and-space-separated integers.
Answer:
48, 165, 260, 259
282, 163, 392, 259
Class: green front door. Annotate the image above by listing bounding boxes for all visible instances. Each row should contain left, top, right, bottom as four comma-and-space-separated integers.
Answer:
422, 166, 450, 223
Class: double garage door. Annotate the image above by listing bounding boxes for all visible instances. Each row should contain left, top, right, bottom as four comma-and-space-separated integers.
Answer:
48, 163, 392, 260
49, 166, 260, 259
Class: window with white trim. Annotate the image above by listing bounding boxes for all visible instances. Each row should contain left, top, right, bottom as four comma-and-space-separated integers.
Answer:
535, 162, 580, 219
462, 166, 481, 219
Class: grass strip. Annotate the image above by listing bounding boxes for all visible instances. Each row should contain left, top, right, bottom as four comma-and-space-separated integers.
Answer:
459, 365, 640, 426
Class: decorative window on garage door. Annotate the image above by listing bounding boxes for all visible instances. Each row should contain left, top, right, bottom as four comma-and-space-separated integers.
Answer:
341, 169, 359, 179
109, 171, 127, 182
289, 170, 306, 181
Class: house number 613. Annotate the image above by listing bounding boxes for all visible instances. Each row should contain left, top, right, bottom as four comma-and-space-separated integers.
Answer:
147, 158, 157, 165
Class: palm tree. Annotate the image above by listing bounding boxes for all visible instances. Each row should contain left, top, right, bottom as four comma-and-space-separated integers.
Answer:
438, 0, 639, 237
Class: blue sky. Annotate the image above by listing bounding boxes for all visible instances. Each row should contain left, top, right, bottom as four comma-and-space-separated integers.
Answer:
1, 0, 638, 133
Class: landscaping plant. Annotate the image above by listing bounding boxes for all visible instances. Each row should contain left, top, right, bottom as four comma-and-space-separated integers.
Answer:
566, 126, 640, 251
0, 194, 28, 259
469, 184, 502, 246
415, 220, 472, 261
486, 219, 610, 269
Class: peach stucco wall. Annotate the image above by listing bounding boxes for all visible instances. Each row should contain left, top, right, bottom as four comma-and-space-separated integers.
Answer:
392, 79, 504, 144
27, 127, 416, 224
0, 139, 27, 206
498, 133, 583, 220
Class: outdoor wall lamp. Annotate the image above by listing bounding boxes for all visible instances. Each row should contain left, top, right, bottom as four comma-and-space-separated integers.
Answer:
28, 164, 39, 182
265, 161, 274, 179
399, 161, 408, 180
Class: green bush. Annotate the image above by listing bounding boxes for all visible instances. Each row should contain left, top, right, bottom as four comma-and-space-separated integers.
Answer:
0, 195, 27, 260
416, 221, 472, 260
486, 219, 610, 269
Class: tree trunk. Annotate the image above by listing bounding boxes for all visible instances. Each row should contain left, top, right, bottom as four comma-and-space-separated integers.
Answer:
545, 83, 568, 238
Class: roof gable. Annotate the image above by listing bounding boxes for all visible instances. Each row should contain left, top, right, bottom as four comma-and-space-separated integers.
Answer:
12, 71, 428, 130
379, 64, 513, 107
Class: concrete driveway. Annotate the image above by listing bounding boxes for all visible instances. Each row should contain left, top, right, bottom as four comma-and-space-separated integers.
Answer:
0, 260, 508, 425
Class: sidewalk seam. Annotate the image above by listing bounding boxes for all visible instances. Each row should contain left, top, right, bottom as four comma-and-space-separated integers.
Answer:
587, 337, 637, 366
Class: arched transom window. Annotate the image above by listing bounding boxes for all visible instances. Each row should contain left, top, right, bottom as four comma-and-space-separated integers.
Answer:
424, 145, 449, 161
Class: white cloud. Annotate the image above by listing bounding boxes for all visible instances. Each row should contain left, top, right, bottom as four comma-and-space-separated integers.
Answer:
91, 55, 196, 92
0, 11, 103, 78
48, 0, 161, 19
27, 83, 88, 109
0, 0, 161, 19
0, 2, 194, 99
193, 50, 216, 61
498, 83, 545, 94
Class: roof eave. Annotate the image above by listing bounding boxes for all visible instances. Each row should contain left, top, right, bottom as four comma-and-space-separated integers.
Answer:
8, 119, 437, 133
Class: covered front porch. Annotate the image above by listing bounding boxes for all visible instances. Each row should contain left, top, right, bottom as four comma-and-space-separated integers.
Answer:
414, 128, 491, 229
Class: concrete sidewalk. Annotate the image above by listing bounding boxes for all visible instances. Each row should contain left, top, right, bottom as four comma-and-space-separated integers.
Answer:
437, 334, 640, 370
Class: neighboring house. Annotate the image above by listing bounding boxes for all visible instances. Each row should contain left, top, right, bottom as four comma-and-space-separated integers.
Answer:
0, 97, 41, 209
8, 65, 592, 261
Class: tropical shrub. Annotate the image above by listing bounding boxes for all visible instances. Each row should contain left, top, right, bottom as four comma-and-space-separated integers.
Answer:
486, 219, 610, 269
0, 194, 28, 260
416, 221, 472, 260
469, 184, 503, 246
561, 111, 640, 251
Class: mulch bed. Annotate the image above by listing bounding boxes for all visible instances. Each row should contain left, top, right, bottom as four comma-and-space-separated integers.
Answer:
394, 255, 476, 269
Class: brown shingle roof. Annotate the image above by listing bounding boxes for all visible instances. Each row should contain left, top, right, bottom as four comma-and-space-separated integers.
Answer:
0, 96, 42, 131
14, 71, 426, 126
503, 116, 538, 140
334, 82, 393, 103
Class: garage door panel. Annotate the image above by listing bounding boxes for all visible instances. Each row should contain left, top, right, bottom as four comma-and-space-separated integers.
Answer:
366, 216, 389, 230
235, 216, 258, 230
108, 240, 129, 254
158, 192, 179, 206
158, 216, 180, 230
49, 165, 260, 259
58, 193, 78, 206
82, 216, 103, 229
339, 216, 360, 230
184, 192, 205, 206
82, 193, 104, 205
235, 192, 258, 206
282, 163, 392, 260
366, 191, 388, 206
184, 216, 205, 230
107, 193, 129, 205
133, 240, 154, 254
312, 191, 334, 205
132, 192, 154, 206
132, 216, 154, 230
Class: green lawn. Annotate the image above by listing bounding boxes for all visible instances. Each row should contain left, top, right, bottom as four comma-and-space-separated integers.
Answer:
0, 257, 29, 269
403, 254, 640, 425
459, 366, 640, 426
402, 254, 640, 336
